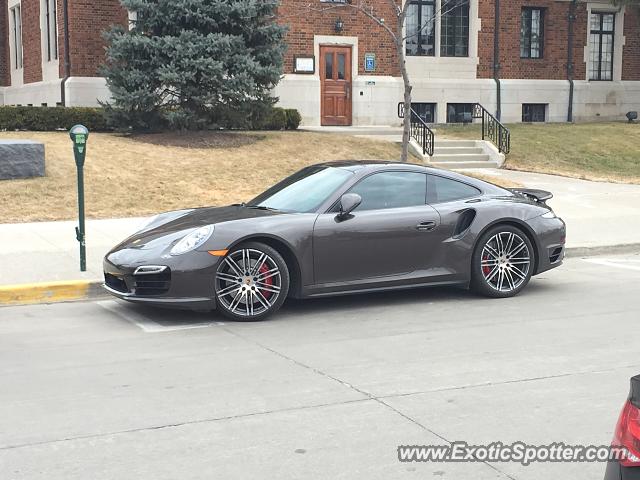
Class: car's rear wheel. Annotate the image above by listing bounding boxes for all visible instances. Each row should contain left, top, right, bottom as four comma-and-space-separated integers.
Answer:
471, 225, 535, 298
214, 242, 290, 321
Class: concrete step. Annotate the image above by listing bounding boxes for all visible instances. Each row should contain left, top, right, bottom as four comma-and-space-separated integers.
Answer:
430, 160, 501, 169
434, 139, 478, 148
433, 147, 484, 155
430, 153, 491, 163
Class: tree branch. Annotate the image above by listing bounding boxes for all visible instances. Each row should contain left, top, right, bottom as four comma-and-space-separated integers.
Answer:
340, 0, 398, 41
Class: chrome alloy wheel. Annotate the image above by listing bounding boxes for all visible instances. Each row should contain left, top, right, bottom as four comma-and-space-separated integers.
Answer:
480, 232, 531, 293
215, 248, 282, 317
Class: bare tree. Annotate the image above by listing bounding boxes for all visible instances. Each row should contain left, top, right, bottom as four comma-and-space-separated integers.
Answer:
344, 0, 413, 161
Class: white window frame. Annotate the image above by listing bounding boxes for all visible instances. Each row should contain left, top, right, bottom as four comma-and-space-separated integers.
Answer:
10, 3, 23, 71
405, 0, 472, 59
41, 0, 59, 63
584, 2, 625, 82
128, 10, 137, 30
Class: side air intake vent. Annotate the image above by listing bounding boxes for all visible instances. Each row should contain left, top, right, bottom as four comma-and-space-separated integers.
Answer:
453, 209, 477, 238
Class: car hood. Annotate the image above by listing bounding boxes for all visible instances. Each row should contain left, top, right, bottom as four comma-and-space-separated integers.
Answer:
112, 205, 285, 251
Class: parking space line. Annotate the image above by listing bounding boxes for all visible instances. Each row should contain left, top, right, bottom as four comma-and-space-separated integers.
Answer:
582, 259, 640, 272
96, 300, 222, 333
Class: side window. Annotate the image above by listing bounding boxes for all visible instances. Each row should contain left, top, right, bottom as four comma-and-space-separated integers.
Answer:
349, 172, 427, 211
427, 175, 481, 204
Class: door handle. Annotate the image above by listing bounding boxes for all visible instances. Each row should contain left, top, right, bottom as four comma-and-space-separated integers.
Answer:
345, 82, 350, 99
416, 221, 437, 231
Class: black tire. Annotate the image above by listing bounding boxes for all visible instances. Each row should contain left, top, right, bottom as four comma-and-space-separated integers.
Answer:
470, 225, 535, 298
214, 242, 290, 322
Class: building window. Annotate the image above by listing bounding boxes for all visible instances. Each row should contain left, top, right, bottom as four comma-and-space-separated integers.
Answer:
522, 104, 546, 122
43, 0, 59, 61
589, 12, 615, 81
520, 7, 544, 58
440, 0, 469, 57
411, 103, 436, 123
10, 4, 23, 70
446, 103, 474, 123
406, 0, 435, 56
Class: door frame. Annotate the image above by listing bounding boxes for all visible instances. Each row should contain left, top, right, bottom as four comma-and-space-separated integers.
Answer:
319, 44, 353, 126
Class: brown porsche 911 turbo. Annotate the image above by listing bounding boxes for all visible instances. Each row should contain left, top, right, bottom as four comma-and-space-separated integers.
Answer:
104, 161, 566, 321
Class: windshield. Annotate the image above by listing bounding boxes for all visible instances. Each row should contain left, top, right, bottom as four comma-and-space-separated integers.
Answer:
248, 166, 353, 213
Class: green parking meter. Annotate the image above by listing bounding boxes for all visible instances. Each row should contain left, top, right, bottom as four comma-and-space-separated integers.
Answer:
70, 125, 89, 272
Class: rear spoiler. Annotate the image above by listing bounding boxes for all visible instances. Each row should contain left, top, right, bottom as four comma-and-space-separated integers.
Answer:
630, 374, 640, 408
508, 188, 553, 206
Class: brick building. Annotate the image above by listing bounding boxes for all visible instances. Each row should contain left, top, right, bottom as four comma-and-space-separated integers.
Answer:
0, 0, 127, 106
1, 0, 639, 125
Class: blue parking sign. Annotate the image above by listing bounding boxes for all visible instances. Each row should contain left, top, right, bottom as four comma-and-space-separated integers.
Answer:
364, 53, 376, 72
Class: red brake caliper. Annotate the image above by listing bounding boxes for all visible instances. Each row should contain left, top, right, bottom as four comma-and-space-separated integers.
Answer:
482, 254, 491, 275
258, 263, 273, 300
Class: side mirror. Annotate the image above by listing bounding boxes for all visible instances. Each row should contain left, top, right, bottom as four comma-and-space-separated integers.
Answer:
338, 193, 362, 219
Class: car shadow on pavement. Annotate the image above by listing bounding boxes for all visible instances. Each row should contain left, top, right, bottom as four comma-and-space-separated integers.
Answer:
249, 278, 561, 325
107, 278, 560, 327
278, 286, 470, 316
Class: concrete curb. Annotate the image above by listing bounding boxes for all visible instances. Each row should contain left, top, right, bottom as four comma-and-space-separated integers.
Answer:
0, 243, 638, 307
0, 280, 106, 307
565, 243, 640, 258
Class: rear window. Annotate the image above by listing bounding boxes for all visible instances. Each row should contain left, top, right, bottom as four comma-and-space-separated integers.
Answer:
427, 175, 481, 204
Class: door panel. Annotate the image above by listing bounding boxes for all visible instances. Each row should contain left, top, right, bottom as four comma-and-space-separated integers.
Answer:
313, 205, 442, 285
430, 200, 477, 279
320, 46, 352, 126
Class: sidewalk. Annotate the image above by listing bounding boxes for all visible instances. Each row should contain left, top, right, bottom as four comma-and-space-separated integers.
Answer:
0, 217, 144, 286
1, 172, 639, 288
301, 125, 404, 143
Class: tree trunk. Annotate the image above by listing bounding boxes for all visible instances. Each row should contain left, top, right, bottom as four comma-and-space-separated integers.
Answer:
396, 23, 412, 162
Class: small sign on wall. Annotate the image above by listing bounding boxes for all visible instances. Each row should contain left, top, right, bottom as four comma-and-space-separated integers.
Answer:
294, 56, 315, 74
364, 53, 376, 72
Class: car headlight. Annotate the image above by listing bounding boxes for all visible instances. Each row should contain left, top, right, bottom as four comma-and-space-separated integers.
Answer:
541, 211, 557, 219
170, 225, 214, 256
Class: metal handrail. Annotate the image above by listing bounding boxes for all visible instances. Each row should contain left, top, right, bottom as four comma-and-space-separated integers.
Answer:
398, 103, 435, 157
472, 103, 511, 154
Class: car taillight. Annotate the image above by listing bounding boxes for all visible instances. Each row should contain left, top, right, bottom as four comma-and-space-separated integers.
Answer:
613, 400, 640, 467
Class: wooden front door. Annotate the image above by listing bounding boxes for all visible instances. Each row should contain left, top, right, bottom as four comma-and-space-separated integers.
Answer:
320, 46, 352, 126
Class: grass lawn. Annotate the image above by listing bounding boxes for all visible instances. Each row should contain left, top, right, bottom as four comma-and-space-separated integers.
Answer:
441, 121, 640, 184
0, 131, 409, 223
0, 128, 561, 224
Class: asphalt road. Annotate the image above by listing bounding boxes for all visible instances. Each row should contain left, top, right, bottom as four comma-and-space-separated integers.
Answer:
1, 253, 640, 480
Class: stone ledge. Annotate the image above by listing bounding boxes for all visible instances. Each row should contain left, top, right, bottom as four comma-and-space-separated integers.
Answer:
0, 140, 45, 180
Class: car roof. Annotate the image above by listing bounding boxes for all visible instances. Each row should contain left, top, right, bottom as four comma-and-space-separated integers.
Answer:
317, 160, 427, 173
314, 160, 510, 195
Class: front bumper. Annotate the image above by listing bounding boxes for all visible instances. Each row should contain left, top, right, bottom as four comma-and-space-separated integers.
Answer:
103, 250, 220, 310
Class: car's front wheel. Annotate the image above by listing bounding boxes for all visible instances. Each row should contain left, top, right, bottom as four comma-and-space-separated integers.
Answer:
471, 225, 535, 298
214, 242, 290, 321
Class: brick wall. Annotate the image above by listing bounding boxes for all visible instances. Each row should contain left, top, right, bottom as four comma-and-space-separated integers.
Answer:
622, 6, 640, 81
477, 0, 587, 81
21, 0, 42, 84
3, 0, 637, 89
0, 0, 9, 86
277, 0, 400, 76
60, 0, 127, 77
